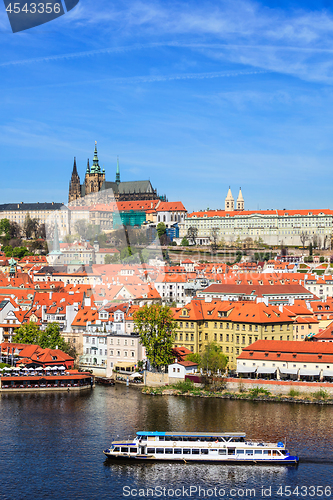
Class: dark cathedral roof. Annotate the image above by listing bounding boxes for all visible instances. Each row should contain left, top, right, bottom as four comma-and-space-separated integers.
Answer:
102, 180, 154, 194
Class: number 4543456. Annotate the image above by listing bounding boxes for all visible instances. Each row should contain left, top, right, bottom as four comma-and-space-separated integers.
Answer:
6, 3, 61, 14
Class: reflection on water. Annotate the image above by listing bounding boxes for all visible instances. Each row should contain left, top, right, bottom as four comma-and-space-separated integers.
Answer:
0, 387, 332, 500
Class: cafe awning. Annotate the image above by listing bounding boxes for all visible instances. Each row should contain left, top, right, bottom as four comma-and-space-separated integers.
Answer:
257, 366, 277, 374
322, 370, 333, 377
299, 368, 320, 376
114, 362, 135, 369
279, 368, 298, 375
237, 366, 256, 373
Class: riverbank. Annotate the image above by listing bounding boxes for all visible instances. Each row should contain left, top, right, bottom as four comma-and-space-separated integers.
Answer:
142, 379, 333, 404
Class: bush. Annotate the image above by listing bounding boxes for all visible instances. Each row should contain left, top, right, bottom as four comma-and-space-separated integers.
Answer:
249, 387, 271, 398
313, 389, 329, 400
172, 379, 195, 393
288, 389, 300, 397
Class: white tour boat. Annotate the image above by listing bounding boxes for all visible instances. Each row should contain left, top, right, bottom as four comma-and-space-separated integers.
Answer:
103, 431, 299, 464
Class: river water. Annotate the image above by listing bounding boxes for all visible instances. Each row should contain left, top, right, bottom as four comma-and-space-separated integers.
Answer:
0, 386, 332, 500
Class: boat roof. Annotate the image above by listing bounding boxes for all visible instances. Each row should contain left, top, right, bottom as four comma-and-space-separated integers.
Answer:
136, 431, 246, 438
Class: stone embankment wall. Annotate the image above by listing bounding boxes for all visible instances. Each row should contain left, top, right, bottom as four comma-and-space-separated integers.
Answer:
144, 371, 169, 387
225, 378, 333, 395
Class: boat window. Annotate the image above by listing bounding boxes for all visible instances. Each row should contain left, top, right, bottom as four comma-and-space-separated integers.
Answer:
228, 448, 236, 455
174, 449, 182, 454
191, 449, 200, 455
218, 449, 227, 455
246, 450, 253, 455
148, 437, 155, 441
237, 450, 245, 454
130, 448, 137, 453
272, 450, 277, 456
263, 450, 270, 455
254, 450, 262, 455
209, 449, 218, 453
159, 437, 165, 441
165, 448, 173, 454
165, 437, 173, 442
156, 448, 164, 454
147, 448, 155, 454
183, 449, 191, 455
121, 447, 128, 453
201, 449, 209, 455
114, 447, 120, 452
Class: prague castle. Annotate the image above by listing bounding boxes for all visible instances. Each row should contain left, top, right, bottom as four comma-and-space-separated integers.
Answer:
68, 142, 161, 205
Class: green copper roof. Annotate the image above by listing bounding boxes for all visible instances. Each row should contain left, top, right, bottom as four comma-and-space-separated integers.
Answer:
91, 141, 101, 173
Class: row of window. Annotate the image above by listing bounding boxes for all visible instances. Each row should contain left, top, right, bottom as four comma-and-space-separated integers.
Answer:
114, 447, 281, 456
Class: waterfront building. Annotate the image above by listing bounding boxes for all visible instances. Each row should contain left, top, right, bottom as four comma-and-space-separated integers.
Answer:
237, 339, 333, 381
0, 202, 68, 234
172, 299, 294, 369
168, 360, 198, 381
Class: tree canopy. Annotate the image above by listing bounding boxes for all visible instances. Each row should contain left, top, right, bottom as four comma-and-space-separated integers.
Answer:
13, 322, 69, 352
199, 342, 228, 373
133, 304, 176, 369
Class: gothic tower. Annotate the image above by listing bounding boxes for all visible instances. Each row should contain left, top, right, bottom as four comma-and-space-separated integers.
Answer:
225, 187, 234, 212
115, 156, 120, 185
236, 187, 244, 211
84, 142, 106, 196
68, 157, 81, 204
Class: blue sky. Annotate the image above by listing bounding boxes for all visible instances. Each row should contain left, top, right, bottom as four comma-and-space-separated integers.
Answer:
1, 0, 333, 212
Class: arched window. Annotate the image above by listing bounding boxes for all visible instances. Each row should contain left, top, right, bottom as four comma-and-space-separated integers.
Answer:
163, 215, 166, 222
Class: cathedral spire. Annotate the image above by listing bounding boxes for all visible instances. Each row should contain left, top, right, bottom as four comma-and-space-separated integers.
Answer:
86, 158, 90, 174
116, 156, 120, 185
91, 141, 101, 173
72, 157, 78, 176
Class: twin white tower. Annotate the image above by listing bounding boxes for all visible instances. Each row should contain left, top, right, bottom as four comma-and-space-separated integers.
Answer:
225, 187, 244, 212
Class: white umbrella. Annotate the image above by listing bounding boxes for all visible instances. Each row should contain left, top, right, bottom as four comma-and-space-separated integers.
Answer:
36, 367, 43, 371
0, 368, 3, 371
58, 366, 65, 370
51, 366, 58, 371
130, 372, 143, 379
22, 367, 29, 371
28, 368, 35, 371
13, 367, 20, 371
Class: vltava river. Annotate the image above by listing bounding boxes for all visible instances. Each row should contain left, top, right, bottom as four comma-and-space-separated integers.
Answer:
0, 386, 332, 500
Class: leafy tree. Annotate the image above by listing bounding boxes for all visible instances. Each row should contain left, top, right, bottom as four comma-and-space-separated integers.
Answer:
3, 245, 13, 257
36, 223, 46, 239
13, 322, 70, 353
13, 322, 40, 344
200, 342, 228, 373
181, 237, 189, 246
104, 253, 119, 264
157, 222, 167, 239
0, 218, 11, 241
133, 304, 176, 369
186, 352, 201, 364
12, 246, 30, 259
39, 323, 68, 351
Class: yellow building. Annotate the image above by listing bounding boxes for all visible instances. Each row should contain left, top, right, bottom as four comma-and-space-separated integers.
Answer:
172, 299, 294, 369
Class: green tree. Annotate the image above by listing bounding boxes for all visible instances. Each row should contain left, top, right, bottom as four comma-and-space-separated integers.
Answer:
3, 245, 13, 257
12, 246, 30, 259
200, 342, 228, 374
0, 218, 11, 241
133, 304, 176, 369
104, 253, 119, 264
13, 322, 40, 344
181, 237, 189, 246
157, 222, 167, 239
186, 352, 201, 364
39, 323, 68, 351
